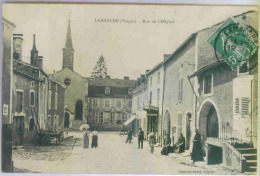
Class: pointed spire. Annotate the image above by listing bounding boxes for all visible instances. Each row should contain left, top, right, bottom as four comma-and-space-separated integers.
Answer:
64, 20, 73, 49
32, 34, 37, 51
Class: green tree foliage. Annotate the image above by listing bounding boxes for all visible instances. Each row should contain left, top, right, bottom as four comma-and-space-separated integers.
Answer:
91, 56, 108, 78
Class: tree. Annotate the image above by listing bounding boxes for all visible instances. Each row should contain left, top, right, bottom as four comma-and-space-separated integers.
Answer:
91, 56, 108, 78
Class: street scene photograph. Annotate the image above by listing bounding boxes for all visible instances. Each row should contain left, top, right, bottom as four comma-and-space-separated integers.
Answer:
1, 3, 258, 175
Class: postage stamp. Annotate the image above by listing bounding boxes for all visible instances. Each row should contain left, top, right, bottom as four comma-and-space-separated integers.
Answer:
207, 17, 258, 71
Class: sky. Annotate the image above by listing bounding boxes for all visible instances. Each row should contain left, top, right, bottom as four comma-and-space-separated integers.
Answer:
2, 4, 257, 79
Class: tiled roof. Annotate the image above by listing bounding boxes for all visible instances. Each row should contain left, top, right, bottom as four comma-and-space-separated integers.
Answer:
88, 77, 135, 88
13, 60, 45, 81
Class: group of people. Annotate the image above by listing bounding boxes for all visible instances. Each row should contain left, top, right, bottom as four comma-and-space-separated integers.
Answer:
83, 129, 98, 149
125, 128, 204, 163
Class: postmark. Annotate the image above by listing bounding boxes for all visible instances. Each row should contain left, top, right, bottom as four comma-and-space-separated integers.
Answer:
207, 17, 258, 71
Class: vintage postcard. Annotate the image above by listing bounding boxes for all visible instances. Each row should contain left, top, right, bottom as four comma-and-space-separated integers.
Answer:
1, 2, 259, 175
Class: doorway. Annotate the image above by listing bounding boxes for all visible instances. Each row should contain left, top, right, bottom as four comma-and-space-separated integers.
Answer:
186, 113, 191, 149
13, 116, 25, 145
75, 100, 83, 120
64, 112, 70, 128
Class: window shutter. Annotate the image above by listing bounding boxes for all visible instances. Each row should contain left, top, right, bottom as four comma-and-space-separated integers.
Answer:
241, 97, 249, 115
235, 98, 239, 113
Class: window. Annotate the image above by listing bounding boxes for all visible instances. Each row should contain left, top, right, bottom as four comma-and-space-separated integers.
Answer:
122, 113, 128, 122
105, 100, 110, 107
105, 87, 110, 95
30, 90, 35, 107
55, 84, 58, 92
157, 88, 160, 106
235, 98, 239, 113
157, 72, 160, 84
241, 97, 249, 115
16, 91, 23, 113
110, 112, 115, 123
48, 115, 51, 130
48, 90, 52, 110
95, 111, 99, 123
31, 81, 34, 87
93, 99, 98, 107
116, 100, 121, 108
178, 78, 183, 102
204, 72, 212, 95
99, 112, 103, 123
55, 92, 58, 110
150, 77, 152, 86
48, 81, 52, 90
117, 113, 122, 121
128, 100, 132, 108
150, 91, 152, 104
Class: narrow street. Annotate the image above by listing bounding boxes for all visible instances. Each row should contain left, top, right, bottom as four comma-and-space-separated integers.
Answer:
12, 132, 243, 174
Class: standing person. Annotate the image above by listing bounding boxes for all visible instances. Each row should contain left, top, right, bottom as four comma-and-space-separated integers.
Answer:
83, 129, 90, 149
91, 130, 98, 148
191, 129, 204, 163
125, 130, 133, 144
174, 133, 185, 153
138, 128, 144, 149
148, 132, 156, 154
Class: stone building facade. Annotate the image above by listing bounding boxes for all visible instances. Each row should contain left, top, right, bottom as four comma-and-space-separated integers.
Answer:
87, 77, 135, 131
2, 17, 16, 173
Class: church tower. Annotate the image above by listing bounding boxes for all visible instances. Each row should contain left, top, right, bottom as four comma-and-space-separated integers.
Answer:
62, 20, 74, 70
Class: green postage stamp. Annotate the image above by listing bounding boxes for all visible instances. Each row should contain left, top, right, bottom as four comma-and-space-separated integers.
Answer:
207, 17, 258, 70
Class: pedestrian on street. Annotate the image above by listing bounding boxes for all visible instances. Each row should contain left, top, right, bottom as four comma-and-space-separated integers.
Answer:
174, 133, 185, 153
138, 128, 144, 149
191, 129, 204, 163
161, 134, 171, 155
125, 130, 133, 144
83, 129, 90, 149
91, 130, 98, 148
148, 132, 156, 154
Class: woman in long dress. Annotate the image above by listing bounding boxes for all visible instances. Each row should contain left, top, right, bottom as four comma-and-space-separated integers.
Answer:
83, 129, 89, 149
91, 130, 98, 148
191, 129, 204, 163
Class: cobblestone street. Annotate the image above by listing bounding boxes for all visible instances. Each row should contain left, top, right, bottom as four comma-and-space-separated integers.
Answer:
12, 132, 243, 174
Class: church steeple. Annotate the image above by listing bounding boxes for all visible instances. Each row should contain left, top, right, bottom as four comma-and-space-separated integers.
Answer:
31, 34, 38, 67
62, 19, 74, 70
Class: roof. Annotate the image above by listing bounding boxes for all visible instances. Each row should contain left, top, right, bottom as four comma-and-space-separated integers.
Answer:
13, 60, 45, 82
195, 10, 257, 71
146, 62, 163, 76
88, 86, 132, 98
189, 60, 226, 78
64, 20, 73, 50
88, 77, 135, 88
163, 33, 197, 66
2, 17, 16, 28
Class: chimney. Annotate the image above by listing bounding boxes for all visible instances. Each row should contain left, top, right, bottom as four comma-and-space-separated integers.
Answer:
145, 69, 150, 73
13, 34, 23, 60
141, 74, 145, 83
37, 56, 43, 69
124, 76, 129, 80
164, 54, 171, 61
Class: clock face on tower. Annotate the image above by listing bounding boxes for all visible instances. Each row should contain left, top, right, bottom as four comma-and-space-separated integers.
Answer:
64, 78, 71, 86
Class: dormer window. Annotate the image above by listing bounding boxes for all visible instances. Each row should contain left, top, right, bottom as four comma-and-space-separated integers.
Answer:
105, 87, 110, 95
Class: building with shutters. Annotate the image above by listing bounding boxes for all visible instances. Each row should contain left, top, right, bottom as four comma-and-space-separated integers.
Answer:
87, 76, 135, 131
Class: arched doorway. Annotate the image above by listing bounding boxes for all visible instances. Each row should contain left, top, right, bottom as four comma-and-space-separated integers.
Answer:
75, 100, 83, 120
163, 110, 171, 139
199, 101, 219, 155
64, 112, 70, 128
